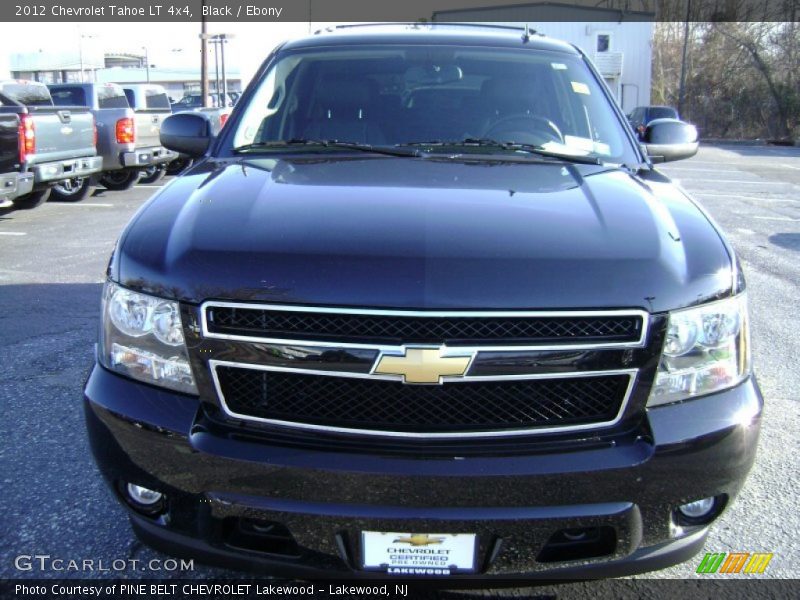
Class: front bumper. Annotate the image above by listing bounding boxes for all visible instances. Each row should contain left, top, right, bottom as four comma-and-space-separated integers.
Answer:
84, 365, 762, 580
0, 171, 34, 206
32, 156, 102, 184
121, 146, 178, 168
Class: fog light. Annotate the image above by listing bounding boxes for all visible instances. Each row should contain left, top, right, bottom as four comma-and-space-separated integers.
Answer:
678, 497, 716, 519
126, 483, 163, 505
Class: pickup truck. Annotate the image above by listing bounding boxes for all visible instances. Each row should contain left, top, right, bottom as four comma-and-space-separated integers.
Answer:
0, 81, 101, 208
48, 82, 142, 201
116, 83, 178, 186
84, 25, 762, 582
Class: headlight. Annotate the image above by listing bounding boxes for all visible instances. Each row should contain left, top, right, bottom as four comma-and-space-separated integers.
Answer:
100, 282, 197, 394
648, 294, 750, 407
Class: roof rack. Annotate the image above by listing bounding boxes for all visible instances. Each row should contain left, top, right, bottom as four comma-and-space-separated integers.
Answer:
313, 22, 542, 37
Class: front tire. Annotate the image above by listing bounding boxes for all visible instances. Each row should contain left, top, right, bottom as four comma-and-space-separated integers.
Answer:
138, 165, 166, 185
100, 170, 140, 191
13, 188, 51, 209
51, 177, 92, 202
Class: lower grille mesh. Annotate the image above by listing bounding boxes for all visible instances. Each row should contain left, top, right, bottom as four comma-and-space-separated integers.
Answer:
215, 367, 630, 434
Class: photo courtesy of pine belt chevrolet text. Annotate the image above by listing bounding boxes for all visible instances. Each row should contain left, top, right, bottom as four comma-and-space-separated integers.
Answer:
82, 24, 762, 581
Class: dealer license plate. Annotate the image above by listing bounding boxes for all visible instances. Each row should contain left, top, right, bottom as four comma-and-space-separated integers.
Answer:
361, 531, 477, 575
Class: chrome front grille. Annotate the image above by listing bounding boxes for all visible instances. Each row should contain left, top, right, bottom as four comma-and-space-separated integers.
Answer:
200, 303, 648, 438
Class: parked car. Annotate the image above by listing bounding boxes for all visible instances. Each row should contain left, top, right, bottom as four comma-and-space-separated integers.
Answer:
628, 105, 680, 139
47, 82, 145, 200
115, 84, 177, 187
0, 81, 101, 208
84, 25, 760, 582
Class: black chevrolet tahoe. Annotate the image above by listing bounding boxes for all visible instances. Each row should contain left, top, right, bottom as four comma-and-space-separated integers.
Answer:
83, 24, 762, 581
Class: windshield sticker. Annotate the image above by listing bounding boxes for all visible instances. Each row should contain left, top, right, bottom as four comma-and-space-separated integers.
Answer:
564, 135, 611, 156
551, 63, 568, 70
571, 81, 590, 95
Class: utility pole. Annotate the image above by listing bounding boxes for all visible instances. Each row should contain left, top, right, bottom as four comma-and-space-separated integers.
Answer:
677, 0, 691, 116
200, 0, 209, 107
219, 34, 228, 105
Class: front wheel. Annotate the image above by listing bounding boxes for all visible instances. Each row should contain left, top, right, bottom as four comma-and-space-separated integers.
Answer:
99, 170, 140, 191
51, 177, 92, 202
13, 188, 51, 209
138, 165, 166, 185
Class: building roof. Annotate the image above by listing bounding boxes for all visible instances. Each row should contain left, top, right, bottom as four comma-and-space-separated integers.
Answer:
96, 66, 241, 84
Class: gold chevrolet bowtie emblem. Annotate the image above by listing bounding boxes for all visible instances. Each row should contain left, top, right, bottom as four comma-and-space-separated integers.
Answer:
373, 347, 472, 384
393, 534, 446, 546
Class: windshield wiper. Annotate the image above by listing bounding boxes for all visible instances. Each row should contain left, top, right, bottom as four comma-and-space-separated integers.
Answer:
233, 139, 420, 158
399, 138, 604, 165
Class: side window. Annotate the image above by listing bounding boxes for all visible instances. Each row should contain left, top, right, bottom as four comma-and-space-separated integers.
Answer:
51, 88, 85, 106
97, 86, 129, 109
596, 33, 612, 53
145, 89, 171, 110
123, 89, 135, 108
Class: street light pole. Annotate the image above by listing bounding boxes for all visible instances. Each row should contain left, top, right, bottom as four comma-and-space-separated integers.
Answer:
142, 46, 150, 83
78, 38, 84, 83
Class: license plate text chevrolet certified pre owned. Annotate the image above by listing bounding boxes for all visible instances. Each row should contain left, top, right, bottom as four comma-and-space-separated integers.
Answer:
83, 24, 762, 581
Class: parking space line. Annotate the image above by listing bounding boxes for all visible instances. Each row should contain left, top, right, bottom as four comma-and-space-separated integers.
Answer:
0, 231, 26, 236
692, 192, 797, 202
660, 167, 741, 173
682, 179, 785, 185
752, 216, 800, 222
60, 203, 113, 207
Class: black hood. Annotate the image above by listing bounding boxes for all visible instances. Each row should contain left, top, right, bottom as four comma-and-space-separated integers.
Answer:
116, 156, 732, 312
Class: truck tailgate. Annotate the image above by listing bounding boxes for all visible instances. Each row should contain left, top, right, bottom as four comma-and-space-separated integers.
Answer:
0, 112, 19, 173
27, 106, 95, 162
134, 111, 169, 149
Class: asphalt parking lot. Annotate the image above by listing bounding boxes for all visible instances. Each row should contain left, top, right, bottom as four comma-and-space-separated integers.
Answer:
1, 145, 798, 596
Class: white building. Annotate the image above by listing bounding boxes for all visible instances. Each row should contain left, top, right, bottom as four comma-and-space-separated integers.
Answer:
432, 2, 654, 112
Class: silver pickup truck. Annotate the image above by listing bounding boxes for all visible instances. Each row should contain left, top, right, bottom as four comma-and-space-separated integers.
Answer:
0, 81, 102, 208
119, 84, 178, 186
48, 83, 174, 192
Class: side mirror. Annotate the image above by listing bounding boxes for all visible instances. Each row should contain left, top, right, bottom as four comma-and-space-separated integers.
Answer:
643, 118, 699, 163
160, 112, 212, 158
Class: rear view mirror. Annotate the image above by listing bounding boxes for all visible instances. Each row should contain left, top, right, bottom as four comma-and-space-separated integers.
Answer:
405, 64, 463, 86
643, 119, 699, 163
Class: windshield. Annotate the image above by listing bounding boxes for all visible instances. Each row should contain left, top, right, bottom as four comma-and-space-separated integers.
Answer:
232, 44, 638, 164
649, 107, 678, 120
